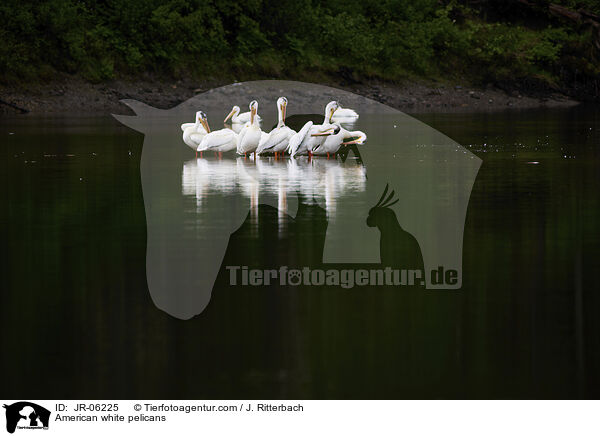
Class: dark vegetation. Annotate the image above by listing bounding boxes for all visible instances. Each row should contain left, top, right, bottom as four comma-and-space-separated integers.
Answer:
1, 0, 599, 99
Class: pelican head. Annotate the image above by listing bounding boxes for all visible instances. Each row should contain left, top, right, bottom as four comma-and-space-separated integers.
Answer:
197, 111, 210, 133
249, 100, 258, 124
342, 131, 366, 145
325, 101, 339, 123
277, 96, 288, 125
224, 106, 241, 123
311, 124, 341, 137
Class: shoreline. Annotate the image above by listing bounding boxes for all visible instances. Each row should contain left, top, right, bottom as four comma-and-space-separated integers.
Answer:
0, 77, 580, 116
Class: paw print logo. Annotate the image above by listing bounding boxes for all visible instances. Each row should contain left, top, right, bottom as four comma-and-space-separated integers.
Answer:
287, 269, 302, 286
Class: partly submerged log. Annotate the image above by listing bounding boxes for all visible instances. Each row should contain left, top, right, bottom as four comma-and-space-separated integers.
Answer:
0, 98, 29, 113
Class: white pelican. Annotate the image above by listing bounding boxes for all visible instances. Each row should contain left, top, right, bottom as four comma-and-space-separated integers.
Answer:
256, 97, 295, 157
287, 121, 313, 157
236, 100, 262, 157
331, 104, 359, 123
197, 127, 238, 157
224, 105, 262, 133
182, 111, 209, 151
287, 101, 339, 158
312, 124, 367, 157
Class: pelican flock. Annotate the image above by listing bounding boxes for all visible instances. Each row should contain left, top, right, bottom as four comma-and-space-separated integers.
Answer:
179, 97, 366, 159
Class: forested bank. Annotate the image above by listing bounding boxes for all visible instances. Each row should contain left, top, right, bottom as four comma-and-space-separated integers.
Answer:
1, 0, 599, 100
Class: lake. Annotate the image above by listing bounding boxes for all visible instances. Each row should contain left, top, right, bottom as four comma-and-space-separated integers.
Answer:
1, 103, 599, 399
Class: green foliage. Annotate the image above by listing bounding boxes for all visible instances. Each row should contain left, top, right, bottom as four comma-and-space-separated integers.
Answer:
0, 0, 598, 91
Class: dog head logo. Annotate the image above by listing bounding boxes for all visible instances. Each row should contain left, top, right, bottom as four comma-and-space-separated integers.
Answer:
3, 402, 50, 433
113, 80, 481, 320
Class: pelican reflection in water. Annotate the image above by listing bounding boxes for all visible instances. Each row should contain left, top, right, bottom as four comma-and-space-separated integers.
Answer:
181, 157, 366, 222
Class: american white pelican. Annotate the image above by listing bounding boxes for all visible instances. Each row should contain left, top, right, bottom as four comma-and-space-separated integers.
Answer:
288, 101, 339, 158
331, 104, 359, 123
236, 100, 262, 157
224, 105, 262, 133
197, 127, 238, 157
256, 97, 295, 157
287, 121, 313, 157
182, 111, 209, 151
312, 124, 367, 157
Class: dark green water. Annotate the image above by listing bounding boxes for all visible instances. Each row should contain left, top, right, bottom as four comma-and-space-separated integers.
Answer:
1, 105, 599, 399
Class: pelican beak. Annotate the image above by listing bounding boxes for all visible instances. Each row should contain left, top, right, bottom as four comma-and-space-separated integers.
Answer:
201, 118, 210, 133
342, 133, 366, 145
342, 138, 363, 145
224, 108, 236, 123
329, 107, 336, 122
311, 127, 335, 137
250, 106, 256, 124
282, 102, 287, 123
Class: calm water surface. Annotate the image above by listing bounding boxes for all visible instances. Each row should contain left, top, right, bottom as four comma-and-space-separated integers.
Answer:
1, 105, 599, 398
